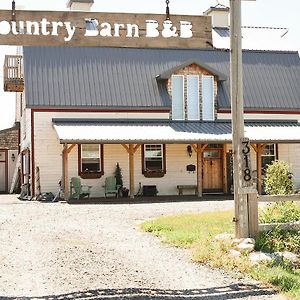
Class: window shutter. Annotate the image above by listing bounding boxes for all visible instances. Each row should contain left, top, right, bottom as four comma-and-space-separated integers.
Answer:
171, 75, 184, 120
187, 75, 199, 120
202, 75, 214, 121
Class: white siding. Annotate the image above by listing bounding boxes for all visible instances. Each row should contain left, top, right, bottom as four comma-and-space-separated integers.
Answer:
278, 144, 300, 190
171, 75, 185, 120
187, 75, 200, 120
202, 75, 215, 121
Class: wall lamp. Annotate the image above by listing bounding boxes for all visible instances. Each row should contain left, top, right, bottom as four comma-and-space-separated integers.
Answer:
187, 145, 193, 157
11, 153, 15, 162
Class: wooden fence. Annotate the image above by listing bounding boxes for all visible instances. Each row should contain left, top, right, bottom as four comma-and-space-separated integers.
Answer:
248, 194, 300, 237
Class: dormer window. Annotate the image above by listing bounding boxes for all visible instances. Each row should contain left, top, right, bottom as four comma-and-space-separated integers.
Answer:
171, 74, 215, 121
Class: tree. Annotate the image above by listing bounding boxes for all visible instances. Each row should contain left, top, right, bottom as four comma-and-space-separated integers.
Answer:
264, 160, 293, 195
114, 162, 123, 187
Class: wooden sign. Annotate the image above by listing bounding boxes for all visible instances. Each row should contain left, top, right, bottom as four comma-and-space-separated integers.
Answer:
0, 10, 212, 48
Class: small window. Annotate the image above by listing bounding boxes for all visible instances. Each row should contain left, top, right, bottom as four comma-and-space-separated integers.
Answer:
261, 144, 276, 173
171, 75, 184, 120
85, 19, 98, 31
78, 144, 103, 179
202, 75, 215, 121
142, 144, 166, 177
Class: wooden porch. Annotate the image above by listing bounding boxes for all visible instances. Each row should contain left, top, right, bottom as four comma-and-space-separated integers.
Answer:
3, 55, 24, 92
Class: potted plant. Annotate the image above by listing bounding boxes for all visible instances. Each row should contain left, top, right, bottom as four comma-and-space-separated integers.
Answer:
120, 186, 129, 197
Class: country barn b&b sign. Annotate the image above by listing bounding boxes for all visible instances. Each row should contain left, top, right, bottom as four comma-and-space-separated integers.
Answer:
0, 10, 212, 48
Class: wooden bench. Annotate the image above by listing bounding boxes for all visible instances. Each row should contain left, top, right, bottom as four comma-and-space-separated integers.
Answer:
177, 185, 197, 196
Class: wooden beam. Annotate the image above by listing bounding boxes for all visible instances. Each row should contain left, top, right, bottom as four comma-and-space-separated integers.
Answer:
256, 144, 266, 195
251, 144, 258, 153
197, 144, 203, 197
222, 144, 228, 194
133, 144, 141, 153
247, 192, 258, 238
129, 144, 135, 199
122, 144, 130, 153
66, 144, 76, 154
62, 143, 76, 200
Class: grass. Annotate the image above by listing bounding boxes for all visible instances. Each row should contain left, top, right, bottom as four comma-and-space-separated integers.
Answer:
141, 210, 300, 300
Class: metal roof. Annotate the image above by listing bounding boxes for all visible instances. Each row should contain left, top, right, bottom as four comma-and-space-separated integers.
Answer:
52, 119, 300, 144
23, 47, 300, 110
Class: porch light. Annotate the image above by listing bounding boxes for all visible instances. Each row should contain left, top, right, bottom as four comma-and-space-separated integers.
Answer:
187, 145, 193, 157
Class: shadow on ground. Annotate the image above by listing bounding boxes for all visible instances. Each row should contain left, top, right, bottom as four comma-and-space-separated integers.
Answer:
0, 284, 277, 299
65, 194, 234, 205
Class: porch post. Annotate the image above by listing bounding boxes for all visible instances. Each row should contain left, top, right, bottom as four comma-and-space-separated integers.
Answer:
122, 144, 140, 199
193, 144, 207, 197
62, 144, 76, 200
222, 144, 228, 194
257, 144, 266, 195
197, 144, 203, 197
129, 144, 135, 199
62, 144, 69, 200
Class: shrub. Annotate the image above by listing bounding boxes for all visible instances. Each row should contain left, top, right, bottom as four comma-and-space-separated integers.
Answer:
264, 160, 293, 195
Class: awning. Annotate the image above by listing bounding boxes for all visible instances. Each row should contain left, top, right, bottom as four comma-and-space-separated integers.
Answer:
52, 119, 300, 144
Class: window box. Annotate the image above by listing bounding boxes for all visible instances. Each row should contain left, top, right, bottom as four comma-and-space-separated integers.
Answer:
143, 169, 165, 178
79, 171, 103, 179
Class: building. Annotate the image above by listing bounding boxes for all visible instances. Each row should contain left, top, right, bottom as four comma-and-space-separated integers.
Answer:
0, 123, 19, 193
3, 1, 300, 199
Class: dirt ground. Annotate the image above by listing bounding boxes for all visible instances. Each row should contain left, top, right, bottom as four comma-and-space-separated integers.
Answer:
0, 195, 285, 300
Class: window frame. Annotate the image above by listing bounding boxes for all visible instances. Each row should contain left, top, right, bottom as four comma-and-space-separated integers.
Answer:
78, 144, 104, 179
142, 144, 166, 178
261, 143, 277, 173
171, 75, 185, 121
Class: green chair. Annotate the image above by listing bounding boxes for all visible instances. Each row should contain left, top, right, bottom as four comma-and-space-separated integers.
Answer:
69, 177, 92, 200
104, 176, 120, 197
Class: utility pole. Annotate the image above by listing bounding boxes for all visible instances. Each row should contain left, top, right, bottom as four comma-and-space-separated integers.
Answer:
230, 0, 255, 238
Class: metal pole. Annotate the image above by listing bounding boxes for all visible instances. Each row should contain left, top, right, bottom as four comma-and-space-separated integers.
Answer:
230, 0, 249, 238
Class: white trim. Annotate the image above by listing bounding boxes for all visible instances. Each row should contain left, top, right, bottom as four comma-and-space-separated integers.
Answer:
171, 75, 185, 121
187, 75, 200, 120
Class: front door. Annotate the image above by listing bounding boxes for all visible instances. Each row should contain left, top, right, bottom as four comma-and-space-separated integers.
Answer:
0, 150, 8, 193
203, 149, 223, 193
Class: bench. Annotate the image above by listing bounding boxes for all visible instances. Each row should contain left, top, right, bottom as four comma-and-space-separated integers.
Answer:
177, 185, 197, 196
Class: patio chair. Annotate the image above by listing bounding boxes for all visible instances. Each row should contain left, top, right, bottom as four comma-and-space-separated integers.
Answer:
69, 177, 92, 200
104, 176, 120, 197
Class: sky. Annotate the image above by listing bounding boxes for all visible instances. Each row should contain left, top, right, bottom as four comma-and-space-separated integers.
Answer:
0, 0, 299, 130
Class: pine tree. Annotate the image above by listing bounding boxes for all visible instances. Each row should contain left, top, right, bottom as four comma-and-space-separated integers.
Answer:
114, 162, 123, 187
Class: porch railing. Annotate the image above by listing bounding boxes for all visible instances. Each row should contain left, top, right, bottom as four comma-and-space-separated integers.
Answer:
3, 55, 24, 92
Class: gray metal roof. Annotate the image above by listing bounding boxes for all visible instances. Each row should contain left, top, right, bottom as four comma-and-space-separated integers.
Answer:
52, 119, 300, 144
23, 47, 300, 110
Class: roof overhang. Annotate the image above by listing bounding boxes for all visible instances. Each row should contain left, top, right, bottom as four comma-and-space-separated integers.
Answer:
52, 119, 300, 145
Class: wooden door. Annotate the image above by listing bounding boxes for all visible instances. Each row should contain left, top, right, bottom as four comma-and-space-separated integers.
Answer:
0, 150, 7, 193
203, 150, 223, 192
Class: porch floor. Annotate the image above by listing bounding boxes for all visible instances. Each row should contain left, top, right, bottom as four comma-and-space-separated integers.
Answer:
67, 194, 233, 205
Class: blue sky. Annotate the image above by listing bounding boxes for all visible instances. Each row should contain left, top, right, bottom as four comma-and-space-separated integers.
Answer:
0, 0, 299, 129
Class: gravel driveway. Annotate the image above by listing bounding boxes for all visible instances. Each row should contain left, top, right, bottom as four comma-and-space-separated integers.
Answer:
0, 195, 284, 300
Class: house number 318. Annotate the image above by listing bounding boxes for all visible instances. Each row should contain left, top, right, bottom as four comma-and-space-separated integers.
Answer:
242, 139, 252, 182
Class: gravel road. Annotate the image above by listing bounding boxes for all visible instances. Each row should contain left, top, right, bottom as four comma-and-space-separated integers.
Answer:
0, 195, 285, 300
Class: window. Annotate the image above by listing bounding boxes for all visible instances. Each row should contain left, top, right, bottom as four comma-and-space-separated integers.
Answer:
171, 73, 215, 121
78, 144, 103, 178
202, 75, 215, 121
142, 144, 166, 177
261, 144, 276, 173
171, 75, 184, 120
187, 75, 200, 120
